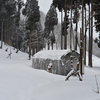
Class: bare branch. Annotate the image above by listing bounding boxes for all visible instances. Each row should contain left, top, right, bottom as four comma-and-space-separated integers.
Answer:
87, 23, 100, 29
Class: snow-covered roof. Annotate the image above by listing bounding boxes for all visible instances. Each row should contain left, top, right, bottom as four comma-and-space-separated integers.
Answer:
33, 49, 71, 60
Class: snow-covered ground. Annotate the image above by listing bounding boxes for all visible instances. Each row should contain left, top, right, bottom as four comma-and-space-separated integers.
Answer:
0, 44, 100, 100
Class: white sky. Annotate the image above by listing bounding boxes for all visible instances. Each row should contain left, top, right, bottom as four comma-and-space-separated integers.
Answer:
23, 0, 52, 14
38, 0, 52, 14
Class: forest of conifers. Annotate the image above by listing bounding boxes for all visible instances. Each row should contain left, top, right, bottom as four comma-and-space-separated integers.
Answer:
0, 0, 100, 67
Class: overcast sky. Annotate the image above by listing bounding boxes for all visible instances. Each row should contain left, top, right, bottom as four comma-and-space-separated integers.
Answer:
23, 0, 52, 14
38, 0, 52, 14
38, 0, 61, 23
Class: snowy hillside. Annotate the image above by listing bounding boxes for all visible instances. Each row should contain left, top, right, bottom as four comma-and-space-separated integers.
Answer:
0, 44, 100, 100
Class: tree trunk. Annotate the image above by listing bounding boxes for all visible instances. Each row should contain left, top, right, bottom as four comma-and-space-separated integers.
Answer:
70, 0, 72, 51
61, 10, 63, 50
32, 45, 35, 56
75, 2, 78, 50
51, 42, 53, 50
0, 21, 3, 49
47, 42, 50, 50
84, 6, 87, 65
33, 46, 35, 55
64, 0, 67, 49
75, 21, 78, 50
36, 30, 39, 52
6, 22, 9, 45
16, 27, 18, 50
29, 32, 31, 60
88, 4, 91, 66
82, 0, 84, 38
90, 0, 93, 67
82, 0, 84, 68
80, 28, 83, 75
4, 22, 7, 45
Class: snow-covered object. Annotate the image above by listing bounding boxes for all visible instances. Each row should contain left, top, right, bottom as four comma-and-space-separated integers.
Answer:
32, 50, 80, 75
33, 49, 70, 60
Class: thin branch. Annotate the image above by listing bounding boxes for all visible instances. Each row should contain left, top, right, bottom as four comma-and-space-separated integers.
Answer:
87, 23, 100, 29
85, 11, 100, 28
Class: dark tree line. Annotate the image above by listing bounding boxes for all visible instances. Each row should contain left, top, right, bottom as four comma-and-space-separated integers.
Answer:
0, 0, 100, 63
0, 0, 45, 59
0, 0, 24, 51
0, 0, 16, 48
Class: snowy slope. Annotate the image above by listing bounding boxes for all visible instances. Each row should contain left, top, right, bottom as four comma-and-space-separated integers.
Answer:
0, 44, 100, 100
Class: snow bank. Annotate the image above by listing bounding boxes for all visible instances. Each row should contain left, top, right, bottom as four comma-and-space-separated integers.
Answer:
0, 44, 100, 100
86, 52, 100, 68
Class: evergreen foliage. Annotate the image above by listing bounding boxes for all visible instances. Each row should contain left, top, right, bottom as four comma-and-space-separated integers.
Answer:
93, 1, 100, 32
94, 34, 100, 48
73, 4, 80, 24
22, 0, 44, 57
61, 15, 69, 35
25, 0, 40, 31
44, 5, 58, 45
15, 0, 24, 27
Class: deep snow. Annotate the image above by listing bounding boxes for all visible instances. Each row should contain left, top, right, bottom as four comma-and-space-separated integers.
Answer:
0, 44, 100, 100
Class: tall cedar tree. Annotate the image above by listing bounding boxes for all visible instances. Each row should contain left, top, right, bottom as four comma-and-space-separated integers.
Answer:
44, 5, 58, 50
73, 1, 80, 50
23, 0, 40, 59
14, 0, 24, 51
0, 0, 17, 48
